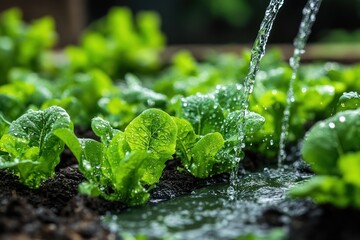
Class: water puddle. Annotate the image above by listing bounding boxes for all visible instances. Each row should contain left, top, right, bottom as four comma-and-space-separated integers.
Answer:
102, 166, 312, 239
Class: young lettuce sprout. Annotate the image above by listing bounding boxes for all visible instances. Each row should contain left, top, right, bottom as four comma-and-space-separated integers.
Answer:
0, 106, 72, 188
55, 108, 177, 206
178, 84, 265, 178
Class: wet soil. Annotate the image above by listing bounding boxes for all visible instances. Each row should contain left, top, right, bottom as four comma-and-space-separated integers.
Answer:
0, 165, 118, 240
1, 134, 360, 239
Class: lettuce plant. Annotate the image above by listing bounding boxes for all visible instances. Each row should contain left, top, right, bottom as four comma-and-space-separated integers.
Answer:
290, 108, 360, 208
301, 109, 360, 175
178, 84, 265, 177
0, 106, 72, 188
55, 108, 177, 205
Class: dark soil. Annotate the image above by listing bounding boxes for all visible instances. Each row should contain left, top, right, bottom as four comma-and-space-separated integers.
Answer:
1, 133, 360, 239
0, 166, 118, 240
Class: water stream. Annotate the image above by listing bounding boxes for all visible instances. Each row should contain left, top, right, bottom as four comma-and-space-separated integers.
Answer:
277, 0, 323, 166
231, 0, 285, 187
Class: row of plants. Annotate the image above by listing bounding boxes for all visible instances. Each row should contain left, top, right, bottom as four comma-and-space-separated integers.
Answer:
0, 8, 359, 207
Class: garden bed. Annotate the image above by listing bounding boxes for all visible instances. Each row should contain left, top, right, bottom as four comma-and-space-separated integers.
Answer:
2, 146, 360, 239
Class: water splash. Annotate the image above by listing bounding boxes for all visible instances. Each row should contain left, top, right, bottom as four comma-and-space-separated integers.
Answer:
278, 0, 323, 166
102, 167, 312, 239
231, 0, 285, 187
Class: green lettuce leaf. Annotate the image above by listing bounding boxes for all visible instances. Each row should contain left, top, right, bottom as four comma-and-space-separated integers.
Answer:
188, 132, 225, 178
0, 114, 10, 137
122, 74, 167, 109
0, 106, 71, 188
214, 84, 244, 113
172, 116, 198, 165
289, 176, 352, 208
105, 131, 130, 177
112, 151, 151, 205
301, 109, 360, 175
79, 139, 106, 183
338, 152, 360, 187
181, 93, 225, 135
91, 116, 120, 146
335, 91, 360, 113
125, 108, 177, 160
220, 110, 265, 143
173, 116, 228, 178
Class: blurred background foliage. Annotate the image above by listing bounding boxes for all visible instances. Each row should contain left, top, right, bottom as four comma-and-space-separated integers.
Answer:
0, 0, 359, 46
87, 0, 360, 44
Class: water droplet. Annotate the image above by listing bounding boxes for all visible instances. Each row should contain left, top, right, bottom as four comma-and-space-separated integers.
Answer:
227, 186, 235, 195
339, 116, 346, 122
147, 99, 155, 106
328, 122, 335, 129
